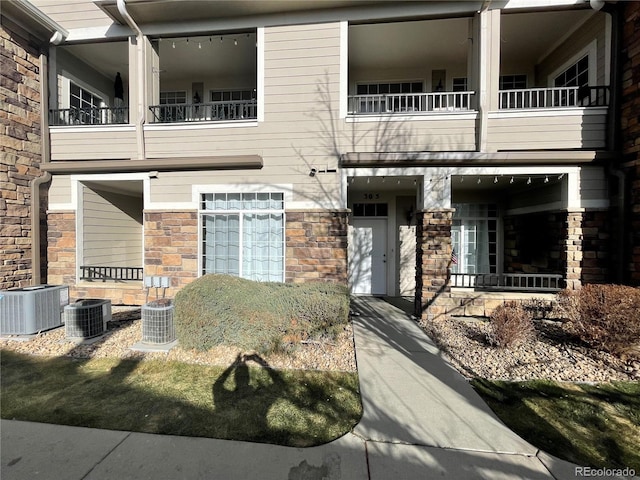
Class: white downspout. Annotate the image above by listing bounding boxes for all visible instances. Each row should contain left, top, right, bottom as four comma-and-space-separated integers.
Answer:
117, 0, 146, 160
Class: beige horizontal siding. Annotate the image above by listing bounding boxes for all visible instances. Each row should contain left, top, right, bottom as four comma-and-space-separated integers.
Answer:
82, 186, 142, 268
48, 175, 72, 206
30, 0, 113, 30
50, 129, 137, 161
487, 112, 607, 150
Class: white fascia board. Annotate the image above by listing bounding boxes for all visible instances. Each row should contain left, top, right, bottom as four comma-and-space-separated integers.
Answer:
65, 25, 132, 42
502, 0, 586, 10
50, 125, 136, 134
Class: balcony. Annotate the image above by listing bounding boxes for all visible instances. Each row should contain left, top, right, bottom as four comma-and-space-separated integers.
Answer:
149, 99, 256, 123
498, 86, 609, 110
49, 106, 129, 126
348, 91, 475, 115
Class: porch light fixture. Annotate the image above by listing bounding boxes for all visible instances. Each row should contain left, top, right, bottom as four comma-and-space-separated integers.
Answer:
172, 41, 175, 48
367, 177, 370, 184
494, 176, 498, 184
309, 168, 317, 177
477, 178, 481, 184
510, 176, 514, 184
198, 42, 202, 49
527, 177, 532, 185
382, 176, 385, 183
234, 38, 238, 46
544, 175, 549, 183
460, 176, 464, 183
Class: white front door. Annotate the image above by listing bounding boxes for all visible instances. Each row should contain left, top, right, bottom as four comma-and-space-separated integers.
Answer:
349, 218, 387, 295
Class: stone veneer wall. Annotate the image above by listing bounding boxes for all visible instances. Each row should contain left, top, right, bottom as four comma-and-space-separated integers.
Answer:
565, 210, 610, 289
1, 18, 46, 289
621, 1, 640, 285
285, 210, 348, 284
414, 209, 454, 320
144, 211, 198, 299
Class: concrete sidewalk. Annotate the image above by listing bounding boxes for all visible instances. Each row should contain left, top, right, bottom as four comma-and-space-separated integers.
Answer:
1, 297, 634, 479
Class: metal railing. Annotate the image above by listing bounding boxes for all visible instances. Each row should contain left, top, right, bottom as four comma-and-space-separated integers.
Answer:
498, 85, 609, 110
348, 91, 475, 115
451, 273, 564, 292
149, 100, 257, 123
49, 107, 129, 126
80, 266, 143, 282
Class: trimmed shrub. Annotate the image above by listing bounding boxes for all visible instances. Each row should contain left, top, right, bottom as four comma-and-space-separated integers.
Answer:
487, 301, 535, 348
556, 284, 640, 355
174, 274, 350, 353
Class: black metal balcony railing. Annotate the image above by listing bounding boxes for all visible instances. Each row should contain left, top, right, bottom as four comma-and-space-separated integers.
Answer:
80, 266, 143, 282
49, 107, 129, 126
498, 85, 609, 110
451, 273, 564, 292
348, 91, 475, 115
149, 100, 257, 123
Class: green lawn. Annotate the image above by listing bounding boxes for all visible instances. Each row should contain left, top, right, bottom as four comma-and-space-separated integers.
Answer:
0, 350, 362, 447
472, 379, 640, 471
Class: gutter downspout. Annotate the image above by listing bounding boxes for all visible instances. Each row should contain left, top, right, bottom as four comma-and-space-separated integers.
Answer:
601, 0, 626, 283
117, 0, 146, 160
31, 45, 55, 284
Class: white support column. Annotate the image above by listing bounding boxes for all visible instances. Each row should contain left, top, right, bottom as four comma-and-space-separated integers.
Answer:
422, 174, 451, 209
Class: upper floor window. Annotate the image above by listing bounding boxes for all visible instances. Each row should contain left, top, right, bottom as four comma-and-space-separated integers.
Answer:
210, 89, 256, 102
160, 91, 187, 104
356, 81, 423, 95
554, 55, 589, 88
499, 75, 527, 90
452, 78, 468, 92
69, 82, 105, 125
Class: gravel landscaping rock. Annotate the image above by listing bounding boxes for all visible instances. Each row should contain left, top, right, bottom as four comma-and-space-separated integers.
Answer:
3, 305, 638, 382
0, 306, 356, 372
421, 315, 640, 383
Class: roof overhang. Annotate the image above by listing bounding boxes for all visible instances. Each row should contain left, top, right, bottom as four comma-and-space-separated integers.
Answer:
1, 0, 68, 44
340, 150, 616, 167
41, 155, 263, 173
94, 0, 487, 31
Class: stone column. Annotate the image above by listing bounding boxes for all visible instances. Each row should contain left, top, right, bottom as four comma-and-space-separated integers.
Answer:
415, 209, 454, 320
564, 210, 610, 289
47, 212, 76, 287
285, 210, 348, 284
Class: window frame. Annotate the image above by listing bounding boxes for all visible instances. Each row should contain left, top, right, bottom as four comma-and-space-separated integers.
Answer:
199, 191, 286, 282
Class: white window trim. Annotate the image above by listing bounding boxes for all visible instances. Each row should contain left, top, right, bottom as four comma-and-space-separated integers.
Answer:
547, 39, 597, 87
198, 190, 287, 282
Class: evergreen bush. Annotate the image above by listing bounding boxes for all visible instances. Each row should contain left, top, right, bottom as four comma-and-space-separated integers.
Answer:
174, 274, 349, 353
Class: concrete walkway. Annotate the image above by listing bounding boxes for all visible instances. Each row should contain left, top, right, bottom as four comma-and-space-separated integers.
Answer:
1, 297, 633, 479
